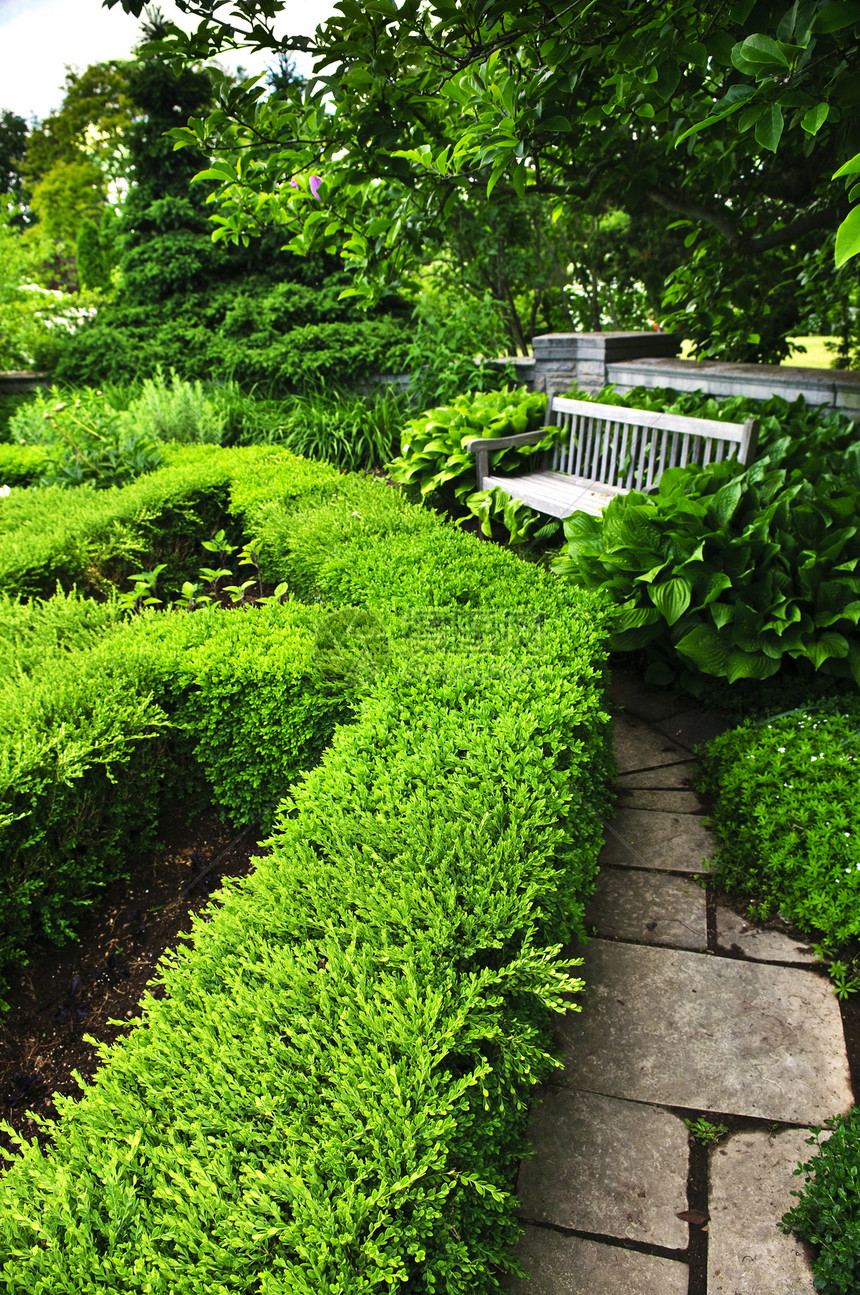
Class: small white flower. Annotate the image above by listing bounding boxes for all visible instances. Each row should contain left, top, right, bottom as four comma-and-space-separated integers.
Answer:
777, 746, 785, 753
0, 485, 10, 498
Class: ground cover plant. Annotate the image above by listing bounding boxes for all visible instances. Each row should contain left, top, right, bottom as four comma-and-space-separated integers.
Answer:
697, 700, 860, 958
0, 466, 611, 1291
697, 699, 860, 1294
550, 387, 860, 690
781, 1110, 860, 1295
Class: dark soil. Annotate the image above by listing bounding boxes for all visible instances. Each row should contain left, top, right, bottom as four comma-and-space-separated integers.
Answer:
0, 804, 262, 1162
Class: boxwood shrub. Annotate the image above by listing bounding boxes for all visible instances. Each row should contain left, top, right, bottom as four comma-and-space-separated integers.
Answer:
0, 482, 612, 1293
0, 601, 355, 995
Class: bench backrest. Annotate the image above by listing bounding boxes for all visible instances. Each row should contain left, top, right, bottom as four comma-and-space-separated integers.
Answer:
550, 397, 759, 492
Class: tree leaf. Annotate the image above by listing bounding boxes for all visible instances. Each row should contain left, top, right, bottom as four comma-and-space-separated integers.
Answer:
731, 34, 793, 73
835, 207, 860, 268
833, 151, 860, 178
755, 103, 784, 152
801, 103, 829, 135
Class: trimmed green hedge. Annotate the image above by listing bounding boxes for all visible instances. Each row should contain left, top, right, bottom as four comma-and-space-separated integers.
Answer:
0, 477, 612, 1292
0, 601, 354, 992
0, 444, 343, 601
0, 444, 50, 486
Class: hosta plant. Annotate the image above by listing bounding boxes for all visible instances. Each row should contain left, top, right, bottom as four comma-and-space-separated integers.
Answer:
553, 458, 860, 688
387, 386, 548, 503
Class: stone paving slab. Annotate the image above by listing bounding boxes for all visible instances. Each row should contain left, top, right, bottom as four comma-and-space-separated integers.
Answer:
599, 808, 714, 874
517, 1089, 689, 1248
586, 867, 708, 949
653, 708, 732, 753
708, 1129, 820, 1294
505, 1228, 689, 1295
616, 786, 706, 813
615, 760, 698, 790
716, 901, 818, 966
558, 941, 853, 1124
613, 716, 693, 774
608, 669, 686, 724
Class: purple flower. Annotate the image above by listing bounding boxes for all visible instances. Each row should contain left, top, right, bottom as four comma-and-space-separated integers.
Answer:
309, 175, 322, 200
289, 178, 300, 190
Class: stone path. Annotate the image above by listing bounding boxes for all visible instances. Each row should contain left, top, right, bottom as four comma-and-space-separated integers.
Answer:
506, 671, 855, 1295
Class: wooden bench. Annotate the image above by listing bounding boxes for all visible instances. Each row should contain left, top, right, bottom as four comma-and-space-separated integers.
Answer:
465, 396, 760, 518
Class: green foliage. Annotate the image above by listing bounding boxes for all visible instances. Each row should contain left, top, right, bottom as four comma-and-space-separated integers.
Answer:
0, 466, 611, 1290
684, 1116, 728, 1147
129, 0, 860, 367
0, 443, 50, 486
551, 387, 860, 688
52, 283, 412, 391
388, 387, 548, 504
404, 290, 512, 409
697, 701, 860, 948
10, 384, 163, 488
129, 367, 225, 445
227, 383, 408, 471
0, 445, 235, 599
0, 586, 121, 679
466, 486, 559, 547
782, 1111, 860, 1295
0, 599, 352, 994
74, 217, 111, 292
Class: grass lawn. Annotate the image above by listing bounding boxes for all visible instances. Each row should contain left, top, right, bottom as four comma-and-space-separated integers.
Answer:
678, 335, 841, 368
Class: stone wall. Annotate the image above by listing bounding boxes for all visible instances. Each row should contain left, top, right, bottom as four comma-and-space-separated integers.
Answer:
605, 356, 860, 422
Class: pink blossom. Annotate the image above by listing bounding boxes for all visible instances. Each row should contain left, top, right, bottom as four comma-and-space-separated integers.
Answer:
309, 175, 322, 200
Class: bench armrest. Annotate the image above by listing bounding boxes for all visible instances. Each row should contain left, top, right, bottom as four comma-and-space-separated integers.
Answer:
465, 427, 554, 491
463, 428, 551, 452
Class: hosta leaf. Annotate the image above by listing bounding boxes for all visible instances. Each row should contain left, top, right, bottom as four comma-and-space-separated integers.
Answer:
710, 601, 734, 630
700, 571, 733, 605
675, 623, 730, 675
634, 562, 670, 585
711, 478, 744, 528
650, 577, 692, 626
798, 632, 850, 670
725, 649, 782, 683
726, 602, 761, 650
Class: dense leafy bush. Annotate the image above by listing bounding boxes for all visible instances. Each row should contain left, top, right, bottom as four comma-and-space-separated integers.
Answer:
697, 701, 860, 948
551, 386, 860, 688
128, 368, 226, 444
9, 386, 163, 488
387, 386, 548, 504
554, 460, 860, 687
0, 447, 236, 599
0, 598, 354, 995
781, 1110, 860, 1295
403, 289, 513, 409
0, 478, 611, 1292
0, 443, 50, 486
0, 587, 120, 679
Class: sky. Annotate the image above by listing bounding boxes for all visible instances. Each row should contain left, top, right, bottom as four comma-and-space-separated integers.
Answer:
0, 0, 336, 122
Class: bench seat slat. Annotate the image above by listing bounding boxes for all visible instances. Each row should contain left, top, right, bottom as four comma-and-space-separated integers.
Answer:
482, 471, 623, 519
